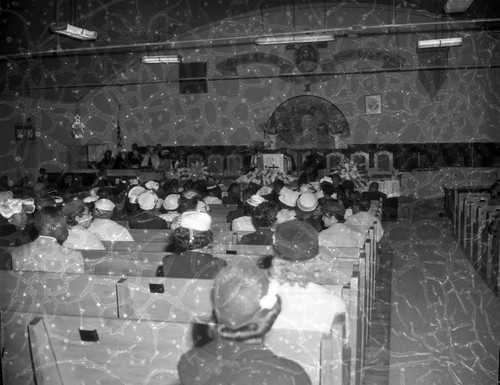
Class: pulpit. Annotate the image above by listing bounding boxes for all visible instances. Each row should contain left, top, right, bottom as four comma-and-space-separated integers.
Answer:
257, 153, 288, 173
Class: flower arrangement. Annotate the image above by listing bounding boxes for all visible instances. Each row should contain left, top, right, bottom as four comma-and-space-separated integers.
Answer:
164, 162, 212, 181
236, 168, 296, 186
332, 159, 369, 190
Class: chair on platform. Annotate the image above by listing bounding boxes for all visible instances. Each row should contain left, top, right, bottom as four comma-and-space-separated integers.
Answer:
373, 151, 393, 175
187, 153, 204, 167
207, 154, 224, 175
350, 151, 369, 171
326, 152, 345, 173
226, 154, 243, 176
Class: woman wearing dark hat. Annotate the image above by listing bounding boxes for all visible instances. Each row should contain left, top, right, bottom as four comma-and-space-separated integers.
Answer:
318, 199, 365, 248
162, 211, 226, 279
269, 220, 346, 333
177, 260, 311, 385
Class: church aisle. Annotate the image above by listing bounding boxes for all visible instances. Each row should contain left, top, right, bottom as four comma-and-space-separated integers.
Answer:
386, 214, 500, 385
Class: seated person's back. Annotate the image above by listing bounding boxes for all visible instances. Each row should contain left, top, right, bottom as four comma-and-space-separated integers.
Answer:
11, 206, 84, 273
128, 190, 169, 229
87, 198, 134, 242
239, 201, 278, 245
162, 211, 226, 279
318, 200, 365, 248
177, 260, 311, 385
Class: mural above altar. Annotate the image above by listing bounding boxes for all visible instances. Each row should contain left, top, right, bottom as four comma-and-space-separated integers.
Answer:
266, 95, 350, 150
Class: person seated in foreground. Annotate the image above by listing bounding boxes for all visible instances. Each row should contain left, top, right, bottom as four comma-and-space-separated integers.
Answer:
318, 199, 365, 248
362, 181, 387, 203
128, 190, 169, 229
269, 220, 346, 333
11, 206, 84, 273
62, 199, 105, 250
295, 192, 324, 232
87, 198, 134, 242
344, 197, 384, 242
239, 201, 278, 245
162, 211, 226, 279
177, 259, 311, 385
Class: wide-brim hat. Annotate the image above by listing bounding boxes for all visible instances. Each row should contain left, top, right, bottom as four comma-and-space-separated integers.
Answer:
274, 220, 319, 262
137, 191, 158, 211
179, 211, 211, 231
278, 187, 299, 208
163, 194, 180, 211
94, 198, 115, 212
297, 192, 318, 212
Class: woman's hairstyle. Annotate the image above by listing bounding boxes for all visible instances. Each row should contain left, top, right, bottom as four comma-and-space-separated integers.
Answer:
177, 194, 199, 213
320, 181, 336, 196
252, 201, 278, 228
65, 207, 86, 227
297, 173, 309, 186
193, 179, 208, 197
168, 227, 213, 253
227, 183, 240, 196
215, 296, 281, 341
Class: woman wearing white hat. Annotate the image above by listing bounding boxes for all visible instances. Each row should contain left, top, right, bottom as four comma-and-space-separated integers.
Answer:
87, 199, 134, 242
161, 211, 226, 279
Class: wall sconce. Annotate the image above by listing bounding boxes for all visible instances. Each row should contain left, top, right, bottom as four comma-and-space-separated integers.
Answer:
417, 37, 463, 50
141, 55, 183, 64
255, 34, 335, 45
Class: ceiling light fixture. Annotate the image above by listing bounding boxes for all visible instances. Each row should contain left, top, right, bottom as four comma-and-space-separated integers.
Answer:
50, 23, 97, 41
417, 37, 463, 49
255, 34, 335, 45
141, 55, 182, 64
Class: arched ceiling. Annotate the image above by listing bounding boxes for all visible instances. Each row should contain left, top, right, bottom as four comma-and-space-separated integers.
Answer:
0, 0, 499, 102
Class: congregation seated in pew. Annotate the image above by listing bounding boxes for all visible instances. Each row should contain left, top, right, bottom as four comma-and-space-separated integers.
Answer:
319, 199, 366, 248
239, 201, 278, 245
177, 259, 312, 385
129, 189, 169, 229
62, 199, 105, 250
88, 198, 134, 242
268, 220, 347, 333
162, 211, 227, 279
11, 206, 85, 273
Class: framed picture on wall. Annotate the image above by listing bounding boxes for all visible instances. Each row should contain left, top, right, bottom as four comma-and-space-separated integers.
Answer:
365, 94, 382, 115
15, 124, 35, 141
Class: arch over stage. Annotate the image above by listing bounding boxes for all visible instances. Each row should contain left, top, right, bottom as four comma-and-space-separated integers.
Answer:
266, 95, 350, 150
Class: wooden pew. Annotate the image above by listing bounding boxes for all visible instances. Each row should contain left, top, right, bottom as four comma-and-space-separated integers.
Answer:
463, 197, 488, 262
126, 228, 252, 243
0, 270, 118, 318
3, 310, 346, 385
459, 193, 490, 250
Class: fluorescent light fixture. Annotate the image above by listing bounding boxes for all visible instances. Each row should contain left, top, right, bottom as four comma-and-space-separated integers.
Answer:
255, 34, 335, 45
141, 55, 182, 64
50, 23, 97, 41
417, 37, 463, 49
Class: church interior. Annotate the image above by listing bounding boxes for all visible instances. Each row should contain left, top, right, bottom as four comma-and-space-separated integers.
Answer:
0, 0, 499, 384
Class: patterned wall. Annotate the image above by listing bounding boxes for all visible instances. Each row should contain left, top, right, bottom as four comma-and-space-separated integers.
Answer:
0, 2, 498, 180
